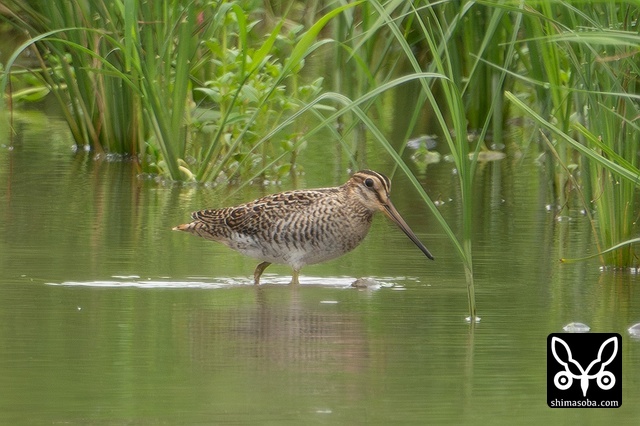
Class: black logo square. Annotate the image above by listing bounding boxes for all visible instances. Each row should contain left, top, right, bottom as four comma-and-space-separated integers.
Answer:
547, 333, 621, 408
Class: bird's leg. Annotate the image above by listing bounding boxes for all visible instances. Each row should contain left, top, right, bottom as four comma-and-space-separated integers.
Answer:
291, 269, 300, 285
253, 261, 271, 285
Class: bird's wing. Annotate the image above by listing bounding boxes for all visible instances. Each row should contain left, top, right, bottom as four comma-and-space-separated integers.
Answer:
192, 189, 331, 236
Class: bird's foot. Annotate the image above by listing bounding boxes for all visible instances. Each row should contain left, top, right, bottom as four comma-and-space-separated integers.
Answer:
253, 261, 272, 285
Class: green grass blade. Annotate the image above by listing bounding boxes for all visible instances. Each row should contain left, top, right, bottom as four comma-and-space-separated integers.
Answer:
506, 91, 640, 185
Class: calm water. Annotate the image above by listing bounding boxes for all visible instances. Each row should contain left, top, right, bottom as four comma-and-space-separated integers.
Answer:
1, 111, 640, 425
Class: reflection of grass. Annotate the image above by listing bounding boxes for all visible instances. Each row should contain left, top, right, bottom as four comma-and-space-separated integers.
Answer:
0, 108, 72, 150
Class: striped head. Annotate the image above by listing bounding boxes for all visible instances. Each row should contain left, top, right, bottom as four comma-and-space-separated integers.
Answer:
347, 170, 393, 212
348, 170, 434, 260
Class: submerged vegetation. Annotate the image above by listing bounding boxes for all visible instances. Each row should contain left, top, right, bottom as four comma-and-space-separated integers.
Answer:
2, 0, 640, 316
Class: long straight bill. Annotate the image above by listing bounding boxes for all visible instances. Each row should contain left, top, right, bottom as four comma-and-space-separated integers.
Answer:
383, 200, 434, 260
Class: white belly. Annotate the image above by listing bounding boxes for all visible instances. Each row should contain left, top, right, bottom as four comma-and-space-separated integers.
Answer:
223, 223, 370, 270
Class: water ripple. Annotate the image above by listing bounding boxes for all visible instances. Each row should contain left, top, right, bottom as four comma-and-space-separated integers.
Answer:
45, 275, 413, 289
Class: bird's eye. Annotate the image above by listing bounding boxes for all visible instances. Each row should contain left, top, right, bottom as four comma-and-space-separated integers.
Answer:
364, 178, 374, 188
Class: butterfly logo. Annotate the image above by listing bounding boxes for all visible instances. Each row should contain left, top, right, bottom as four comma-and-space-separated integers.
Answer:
551, 336, 617, 397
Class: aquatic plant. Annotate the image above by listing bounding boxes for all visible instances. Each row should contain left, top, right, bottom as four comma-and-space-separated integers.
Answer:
3, 0, 638, 277
337, 0, 522, 321
0, 0, 349, 182
234, 0, 526, 320
1, 1, 207, 180
504, 1, 640, 268
186, 4, 330, 183
232, 1, 488, 321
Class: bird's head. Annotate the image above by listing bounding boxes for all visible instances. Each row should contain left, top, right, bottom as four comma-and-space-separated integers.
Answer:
348, 170, 434, 261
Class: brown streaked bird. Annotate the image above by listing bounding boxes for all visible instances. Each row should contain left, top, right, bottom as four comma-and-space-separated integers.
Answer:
173, 170, 434, 284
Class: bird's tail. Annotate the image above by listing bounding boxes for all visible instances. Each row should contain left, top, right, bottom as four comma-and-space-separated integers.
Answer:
172, 223, 192, 232
172, 221, 218, 241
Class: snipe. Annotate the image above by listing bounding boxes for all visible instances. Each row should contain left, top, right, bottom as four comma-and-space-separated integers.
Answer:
173, 170, 434, 284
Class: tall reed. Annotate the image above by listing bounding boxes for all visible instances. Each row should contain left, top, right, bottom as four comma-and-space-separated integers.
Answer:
236, 1, 499, 321
347, 1, 520, 320
1, 1, 207, 180
4, 0, 638, 273
1, 0, 352, 183
504, 1, 640, 268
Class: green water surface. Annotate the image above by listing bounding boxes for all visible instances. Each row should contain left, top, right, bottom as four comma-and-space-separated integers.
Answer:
1, 112, 639, 425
